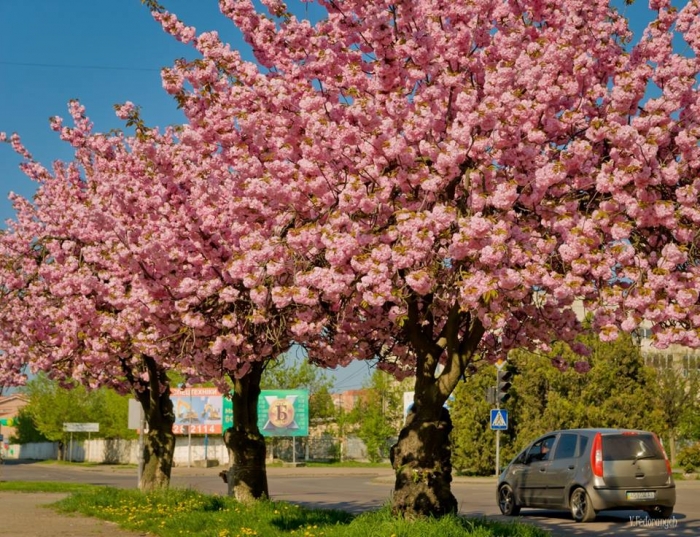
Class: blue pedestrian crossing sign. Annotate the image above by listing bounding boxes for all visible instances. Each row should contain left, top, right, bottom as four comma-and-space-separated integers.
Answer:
490, 409, 508, 430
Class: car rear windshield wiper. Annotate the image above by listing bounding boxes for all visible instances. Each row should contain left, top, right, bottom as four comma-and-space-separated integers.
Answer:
632, 454, 658, 463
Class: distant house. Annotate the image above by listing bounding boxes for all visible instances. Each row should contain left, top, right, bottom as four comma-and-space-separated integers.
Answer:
0, 393, 29, 443
332, 389, 369, 413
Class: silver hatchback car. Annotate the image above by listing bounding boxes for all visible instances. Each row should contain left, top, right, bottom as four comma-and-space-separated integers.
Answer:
497, 428, 675, 522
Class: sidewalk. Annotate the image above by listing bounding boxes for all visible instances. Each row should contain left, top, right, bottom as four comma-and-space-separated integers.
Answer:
0, 491, 147, 537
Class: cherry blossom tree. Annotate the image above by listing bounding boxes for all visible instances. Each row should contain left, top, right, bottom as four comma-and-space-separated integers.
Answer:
0, 102, 284, 491
1, 95, 309, 500
110, 103, 301, 502
149, 0, 700, 517
0, 110, 194, 490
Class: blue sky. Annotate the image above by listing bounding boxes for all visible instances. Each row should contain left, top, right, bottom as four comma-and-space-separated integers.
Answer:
0, 1, 252, 219
0, 1, 662, 391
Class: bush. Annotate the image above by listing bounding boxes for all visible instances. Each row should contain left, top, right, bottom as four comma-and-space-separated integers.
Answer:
10, 409, 48, 444
677, 442, 700, 473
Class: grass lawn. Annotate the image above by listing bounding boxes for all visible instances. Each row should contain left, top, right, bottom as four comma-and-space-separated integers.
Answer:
0, 481, 549, 537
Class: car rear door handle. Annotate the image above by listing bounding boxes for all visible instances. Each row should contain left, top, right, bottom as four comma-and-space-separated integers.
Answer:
568, 465, 575, 470
539, 468, 546, 473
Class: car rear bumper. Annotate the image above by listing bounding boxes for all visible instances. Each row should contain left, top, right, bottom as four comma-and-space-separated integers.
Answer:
589, 485, 675, 511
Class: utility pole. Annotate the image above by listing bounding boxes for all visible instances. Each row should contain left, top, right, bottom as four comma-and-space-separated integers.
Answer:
494, 363, 512, 476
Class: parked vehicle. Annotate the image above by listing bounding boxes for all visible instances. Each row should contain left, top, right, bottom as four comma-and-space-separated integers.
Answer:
497, 428, 675, 522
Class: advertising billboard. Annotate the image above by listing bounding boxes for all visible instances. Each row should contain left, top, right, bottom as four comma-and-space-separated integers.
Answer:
221, 389, 309, 437
171, 387, 223, 435
259, 390, 309, 437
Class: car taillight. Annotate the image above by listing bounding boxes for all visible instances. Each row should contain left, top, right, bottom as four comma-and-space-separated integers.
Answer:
653, 434, 672, 476
591, 432, 603, 477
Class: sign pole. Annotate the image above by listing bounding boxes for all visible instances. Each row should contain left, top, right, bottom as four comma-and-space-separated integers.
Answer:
187, 389, 192, 468
495, 365, 500, 477
138, 409, 145, 488
128, 399, 145, 488
494, 361, 506, 477
496, 429, 500, 477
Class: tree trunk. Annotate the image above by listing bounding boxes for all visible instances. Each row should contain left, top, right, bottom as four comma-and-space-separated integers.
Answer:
223, 361, 269, 502
390, 403, 457, 518
134, 356, 176, 492
669, 433, 677, 466
391, 305, 484, 517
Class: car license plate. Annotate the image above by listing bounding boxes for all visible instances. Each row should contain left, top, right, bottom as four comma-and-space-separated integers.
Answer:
626, 491, 656, 500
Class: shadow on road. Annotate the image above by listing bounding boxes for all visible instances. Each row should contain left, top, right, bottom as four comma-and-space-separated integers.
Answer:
463, 508, 699, 537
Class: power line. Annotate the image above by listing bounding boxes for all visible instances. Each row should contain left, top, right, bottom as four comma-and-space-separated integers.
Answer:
0, 60, 162, 73
332, 362, 376, 391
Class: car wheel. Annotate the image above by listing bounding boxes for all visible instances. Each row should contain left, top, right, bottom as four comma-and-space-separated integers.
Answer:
646, 505, 673, 519
498, 484, 521, 516
570, 487, 596, 522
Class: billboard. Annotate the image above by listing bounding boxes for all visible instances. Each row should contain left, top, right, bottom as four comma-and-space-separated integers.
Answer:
259, 390, 309, 437
403, 391, 454, 420
222, 389, 309, 437
171, 388, 223, 435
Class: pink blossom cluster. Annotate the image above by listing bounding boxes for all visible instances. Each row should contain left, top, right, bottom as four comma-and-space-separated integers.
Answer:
0, 103, 290, 389
1, 0, 700, 399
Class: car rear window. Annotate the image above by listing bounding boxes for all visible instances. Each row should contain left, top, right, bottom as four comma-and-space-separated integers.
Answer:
602, 433, 663, 461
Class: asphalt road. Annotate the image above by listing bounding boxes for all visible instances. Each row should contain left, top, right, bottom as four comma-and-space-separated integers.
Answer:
2, 460, 699, 537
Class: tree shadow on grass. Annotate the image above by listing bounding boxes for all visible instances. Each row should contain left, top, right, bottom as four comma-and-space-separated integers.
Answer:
270, 506, 355, 533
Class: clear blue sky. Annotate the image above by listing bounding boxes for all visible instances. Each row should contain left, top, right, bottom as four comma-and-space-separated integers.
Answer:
0, 1, 254, 219
0, 1, 657, 391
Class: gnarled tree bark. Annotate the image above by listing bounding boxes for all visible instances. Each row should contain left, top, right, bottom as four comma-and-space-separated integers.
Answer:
390, 302, 484, 517
132, 355, 176, 492
391, 403, 457, 517
223, 360, 269, 502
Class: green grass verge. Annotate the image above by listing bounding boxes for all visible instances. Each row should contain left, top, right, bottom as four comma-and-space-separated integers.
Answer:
32, 458, 385, 470
0, 482, 549, 536
267, 460, 392, 469
0, 480, 103, 493
46, 486, 547, 537
33, 459, 137, 469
